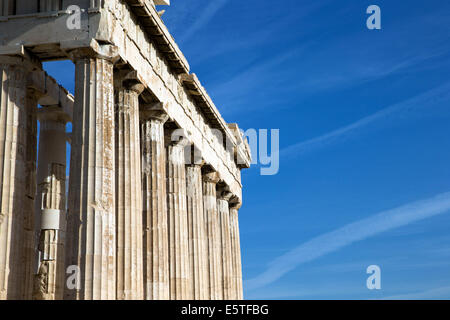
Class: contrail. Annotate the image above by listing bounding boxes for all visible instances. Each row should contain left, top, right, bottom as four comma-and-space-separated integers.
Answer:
181, 0, 228, 43
245, 191, 450, 291
281, 82, 450, 158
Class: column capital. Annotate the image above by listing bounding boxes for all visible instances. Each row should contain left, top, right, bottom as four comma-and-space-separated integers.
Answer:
229, 196, 242, 210
203, 171, 221, 184
66, 41, 120, 63
186, 159, 206, 168
185, 145, 205, 167
217, 185, 233, 202
116, 70, 145, 94
0, 52, 42, 71
123, 82, 145, 95
167, 128, 191, 147
37, 106, 71, 125
140, 102, 170, 123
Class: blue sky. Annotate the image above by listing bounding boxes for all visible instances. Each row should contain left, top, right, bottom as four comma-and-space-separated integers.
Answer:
44, 0, 450, 299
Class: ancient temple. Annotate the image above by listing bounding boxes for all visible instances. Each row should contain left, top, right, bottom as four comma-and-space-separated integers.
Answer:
0, 0, 251, 300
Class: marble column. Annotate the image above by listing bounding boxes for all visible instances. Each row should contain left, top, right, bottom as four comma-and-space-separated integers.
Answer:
115, 79, 145, 300
0, 57, 38, 300
0, 0, 14, 16
186, 163, 209, 300
230, 199, 243, 300
203, 171, 222, 300
33, 109, 68, 300
217, 187, 233, 300
22, 87, 40, 300
39, 0, 61, 12
141, 104, 169, 300
166, 137, 191, 300
65, 51, 117, 300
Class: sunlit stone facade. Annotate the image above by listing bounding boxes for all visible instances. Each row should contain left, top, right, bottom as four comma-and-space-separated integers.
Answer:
0, 0, 251, 300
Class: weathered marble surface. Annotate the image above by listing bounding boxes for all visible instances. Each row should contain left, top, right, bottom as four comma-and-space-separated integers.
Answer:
0, 0, 250, 300
141, 107, 170, 300
115, 81, 144, 300
65, 55, 117, 300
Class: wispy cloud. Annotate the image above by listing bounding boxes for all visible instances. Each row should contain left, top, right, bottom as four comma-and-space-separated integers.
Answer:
210, 43, 449, 117
185, 1, 328, 66
382, 286, 450, 300
206, 7, 450, 116
208, 45, 313, 116
281, 82, 450, 159
179, 0, 228, 44
246, 284, 364, 300
211, 45, 310, 96
291, 48, 450, 94
245, 191, 450, 291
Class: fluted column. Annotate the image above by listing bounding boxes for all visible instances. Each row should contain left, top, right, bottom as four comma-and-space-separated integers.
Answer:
141, 104, 169, 300
39, 0, 61, 12
65, 49, 117, 300
230, 199, 243, 300
186, 163, 209, 300
33, 109, 68, 300
0, 0, 14, 16
0, 57, 38, 300
217, 187, 233, 300
202, 171, 222, 300
22, 87, 40, 300
166, 137, 192, 300
115, 78, 144, 300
